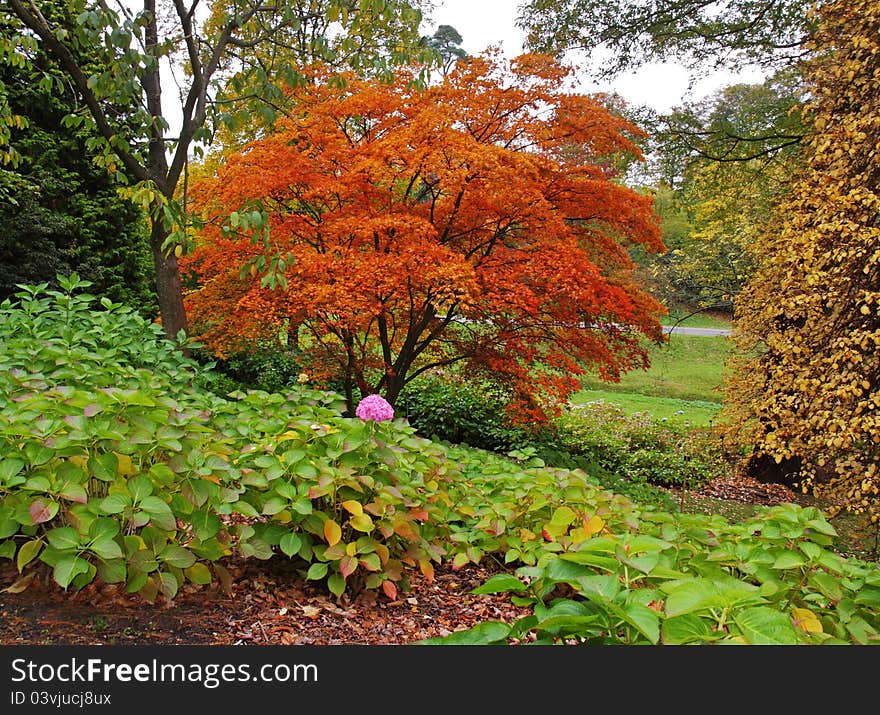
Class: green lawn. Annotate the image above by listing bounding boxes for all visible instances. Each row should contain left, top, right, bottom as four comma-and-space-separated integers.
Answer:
579, 333, 731, 403
572, 333, 731, 426
571, 389, 723, 426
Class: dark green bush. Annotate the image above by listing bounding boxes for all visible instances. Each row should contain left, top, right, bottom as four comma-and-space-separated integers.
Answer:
398, 375, 537, 453
201, 345, 304, 394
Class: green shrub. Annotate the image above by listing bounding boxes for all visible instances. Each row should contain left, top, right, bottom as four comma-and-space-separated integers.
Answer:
401, 375, 726, 503
553, 403, 727, 491
423, 503, 880, 645
0, 277, 452, 600
202, 345, 304, 394
399, 375, 535, 453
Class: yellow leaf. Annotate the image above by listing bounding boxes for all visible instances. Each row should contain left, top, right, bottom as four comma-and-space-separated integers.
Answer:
792, 607, 823, 633
114, 452, 136, 476
583, 515, 605, 535
345, 542, 357, 557
341, 500, 363, 516
351, 512, 374, 532
419, 559, 435, 582
569, 527, 591, 544
323, 519, 342, 546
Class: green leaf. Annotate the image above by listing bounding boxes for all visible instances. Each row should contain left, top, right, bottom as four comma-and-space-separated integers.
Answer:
158, 571, 179, 600
853, 588, 880, 609
185, 563, 212, 585
262, 497, 287, 515
420, 621, 511, 645
543, 558, 592, 584
290, 498, 313, 515
280, 532, 303, 558
140, 496, 176, 530
0, 458, 25, 482
190, 510, 221, 541
808, 572, 843, 601
16, 539, 43, 572
127, 475, 154, 501
549, 506, 576, 526
0, 518, 19, 539
661, 614, 713, 645
88, 518, 120, 542
129, 549, 159, 573
53, 555, 90, 588
89, 538, 123, 560
733, 607, 800, 645
96, 558, 127, 584
805, 519, 837, 537
350, 512, 374, 532
306, 562, 328, 580
621, 603, 660, 644
472, 574, 527, 595
88, 453, 118, 481
575, 574, 620, 602
532, 615, 600, 637
161, 546, 196, 569
328, 573, 345, 596
46, 527, 80, 551
771, 551, 806, 570
664, 579, 761, 617
98, 494, 129, 514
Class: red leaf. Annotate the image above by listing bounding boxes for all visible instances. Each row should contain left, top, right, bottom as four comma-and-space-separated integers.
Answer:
339, 555, 357, 579
381, 580, 397, 600
29, 498, 55, 525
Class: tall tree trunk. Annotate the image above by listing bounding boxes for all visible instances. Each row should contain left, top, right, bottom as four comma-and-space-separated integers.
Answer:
150, 220, 188, 340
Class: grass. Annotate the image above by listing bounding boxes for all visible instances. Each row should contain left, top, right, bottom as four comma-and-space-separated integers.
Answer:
660, 307, 733, 330
571, 389, 722, 426
578, 333, 731, 404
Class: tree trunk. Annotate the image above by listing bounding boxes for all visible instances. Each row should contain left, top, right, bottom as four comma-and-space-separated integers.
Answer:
384, 373, 404, 408
150, 220, 188, 341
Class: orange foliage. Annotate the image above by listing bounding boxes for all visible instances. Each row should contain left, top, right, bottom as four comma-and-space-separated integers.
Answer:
183, 52, 666, 417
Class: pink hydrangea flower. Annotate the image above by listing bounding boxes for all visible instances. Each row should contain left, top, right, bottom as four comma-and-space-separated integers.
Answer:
355, 394, 394, 422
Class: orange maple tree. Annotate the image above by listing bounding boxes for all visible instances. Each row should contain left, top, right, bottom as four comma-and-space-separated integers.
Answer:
183, 52, 666, 418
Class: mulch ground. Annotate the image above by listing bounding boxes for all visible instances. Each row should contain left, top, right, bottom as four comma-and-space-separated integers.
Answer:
0, 474, 803, 646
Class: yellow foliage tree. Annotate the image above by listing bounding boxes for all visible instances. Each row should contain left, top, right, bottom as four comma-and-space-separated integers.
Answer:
723, 0, 880, 519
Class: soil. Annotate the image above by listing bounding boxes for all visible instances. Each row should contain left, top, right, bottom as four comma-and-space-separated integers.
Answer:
0, 473, 854, 646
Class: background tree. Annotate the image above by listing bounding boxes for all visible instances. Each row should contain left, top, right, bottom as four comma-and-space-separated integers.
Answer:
420, 24, 467, 77
517, 2, 813, 318
722, 0, 880, 520
1, 0, 433, 340
0, 14, 154, 310
638, 73, 805, 311
516, 0, 814, 78
182, 53, 667, 418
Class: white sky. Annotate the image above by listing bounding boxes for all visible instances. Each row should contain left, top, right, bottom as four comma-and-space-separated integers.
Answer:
424, 0, 767, 113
